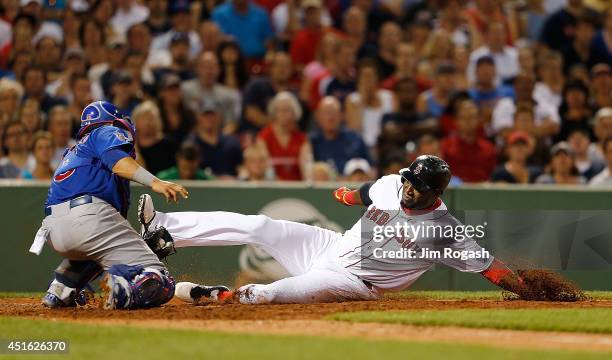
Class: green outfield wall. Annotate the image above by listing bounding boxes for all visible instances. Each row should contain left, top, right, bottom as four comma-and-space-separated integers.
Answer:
1, 181, 611, 292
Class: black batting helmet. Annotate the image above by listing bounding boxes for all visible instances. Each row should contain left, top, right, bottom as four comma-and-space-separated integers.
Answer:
399, 155, 451, 193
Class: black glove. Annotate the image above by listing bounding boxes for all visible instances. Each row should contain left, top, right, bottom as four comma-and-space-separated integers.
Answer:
143, 227, 176, 260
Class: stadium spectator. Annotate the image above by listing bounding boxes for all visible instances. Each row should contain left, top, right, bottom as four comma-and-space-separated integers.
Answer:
341, 6, 370, 58
557, 80, 593, 142
311, 161, 334, 182
20, 98, 42, 139
108, 70, 141, 116
157, 143, 213, 181
240, 51, 293, 134
540, 0, 595, 51
239, 144, 274, 181
468, 56, 514, 116
441, 98, 497, 183
289, 0, 328, 70
345, 58, 395, 148
20, 0, 63, 45
217, 39, 249, 91
271, 0, 332, 39
22, 66, 66, 114
157, 73, 195, 144
463, 0, 514, 47
536, 142, 586, 184
310, 96, 370, 175
380, 77, 432, 149
144, 0, 171, 36
79, 19, 107, 68
590, 6, 612, 66
151, 0, 202, 60
0, 78, 23, 124
132, 100, 177, 175
342, 158, 373, 182
186, 98, 243, 177
152, 32, 196, 82
451, 44, 470, 91
21, 130, 54, 180
46, 48, 88, 100
372, 21, 401, 79
491, 130, 541, 183
299, 32, 338, 104
126, 23, 170, 70
181, 51, 241, 129
67, 74, 94, 125
0, 121, 33, 178
380, 42, 418, 91
491, 71, 560, 140
321, 39, 357, 104
561, 13, 597, 74
567, 128, 605, 180
593, 107, 612, 162
590, 63, 612, 109
257, 92, 312, 181
211, 0, 274, 60
34, 36, 62, 78
534, 52, 565, 111
589, 137, 612, 187
416, 62, 456, 121
198, 20, 223, 53
110, 0, 150, 36
46, 105, 74, 169
467, 21, 519, 86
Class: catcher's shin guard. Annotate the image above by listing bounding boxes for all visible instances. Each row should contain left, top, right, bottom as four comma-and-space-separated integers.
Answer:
42, 260, 102, 308
102, 264, 175, 310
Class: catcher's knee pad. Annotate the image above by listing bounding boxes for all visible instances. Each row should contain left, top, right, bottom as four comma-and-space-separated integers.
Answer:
104, 264, 175, 309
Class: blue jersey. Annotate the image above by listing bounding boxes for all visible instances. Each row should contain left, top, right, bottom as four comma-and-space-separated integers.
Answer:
46, 126, 134, 217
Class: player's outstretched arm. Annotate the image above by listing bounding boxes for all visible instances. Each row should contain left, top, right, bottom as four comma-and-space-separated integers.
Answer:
112, 157, 189, 203
480, 258, 527, 296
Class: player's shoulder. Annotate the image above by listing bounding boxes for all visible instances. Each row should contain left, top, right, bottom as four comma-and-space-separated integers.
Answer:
374, 174, 402, 188
90, 125, 132, 142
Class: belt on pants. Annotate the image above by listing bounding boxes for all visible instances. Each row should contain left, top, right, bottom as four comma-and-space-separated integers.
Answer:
44, 195, 95, 216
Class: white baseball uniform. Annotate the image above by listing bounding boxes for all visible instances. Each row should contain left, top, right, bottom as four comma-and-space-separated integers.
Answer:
151, 175, 493, 304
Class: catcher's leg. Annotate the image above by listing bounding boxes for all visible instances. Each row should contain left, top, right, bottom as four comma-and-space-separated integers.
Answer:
102, 264, 175, 310
234, 267, 380, 304
149, 208, 341, 276
42, 259, 102, 308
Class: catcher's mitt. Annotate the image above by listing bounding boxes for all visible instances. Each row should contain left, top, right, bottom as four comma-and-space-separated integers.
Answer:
143, 227, 176, 260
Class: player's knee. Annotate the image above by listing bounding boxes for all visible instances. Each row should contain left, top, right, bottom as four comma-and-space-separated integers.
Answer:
105, 265, 175, 309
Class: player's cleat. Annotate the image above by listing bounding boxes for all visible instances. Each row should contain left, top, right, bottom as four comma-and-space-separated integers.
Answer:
42, 292, 73, 308
175, 282, 232, 303
101, 272, 132, 310
138, 194, 156, 235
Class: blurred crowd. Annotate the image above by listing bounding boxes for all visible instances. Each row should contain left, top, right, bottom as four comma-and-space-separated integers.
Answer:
0, 0, 611, 186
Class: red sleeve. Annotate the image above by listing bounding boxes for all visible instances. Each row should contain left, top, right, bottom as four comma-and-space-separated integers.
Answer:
480, 258, 513, 285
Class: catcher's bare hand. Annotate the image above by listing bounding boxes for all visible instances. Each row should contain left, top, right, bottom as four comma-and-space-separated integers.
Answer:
151, 179, 189, 203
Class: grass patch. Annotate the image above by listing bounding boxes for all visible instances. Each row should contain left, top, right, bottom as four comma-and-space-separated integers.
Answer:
331, 308, 612, 334
0, 292, 43, 299
1, 317, 609, 360
388, 291, 612, 301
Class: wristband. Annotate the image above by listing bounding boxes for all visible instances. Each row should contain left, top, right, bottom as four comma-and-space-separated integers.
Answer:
133, 167, 158, 187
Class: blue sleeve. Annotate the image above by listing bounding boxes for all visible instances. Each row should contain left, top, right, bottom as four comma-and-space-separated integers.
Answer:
90, 127, 134, 169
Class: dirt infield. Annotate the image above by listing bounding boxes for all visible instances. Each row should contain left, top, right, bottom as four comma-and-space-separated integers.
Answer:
3, 296, 612, 321
3, 296, 612, 352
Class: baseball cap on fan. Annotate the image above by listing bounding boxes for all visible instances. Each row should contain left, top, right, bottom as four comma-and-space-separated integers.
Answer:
343, 158, 371, 177
169, 0, 191, 14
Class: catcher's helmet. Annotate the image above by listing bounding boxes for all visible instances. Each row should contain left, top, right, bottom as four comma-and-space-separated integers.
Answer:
399, 155, 451, 193
78, 101, 135, 140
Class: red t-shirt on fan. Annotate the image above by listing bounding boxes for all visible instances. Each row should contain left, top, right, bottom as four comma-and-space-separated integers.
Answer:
258, 125, 306, 180
441, 135, 497, 183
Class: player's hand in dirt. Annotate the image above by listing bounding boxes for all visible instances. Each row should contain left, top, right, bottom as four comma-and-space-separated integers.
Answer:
152, 179, 189, 203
